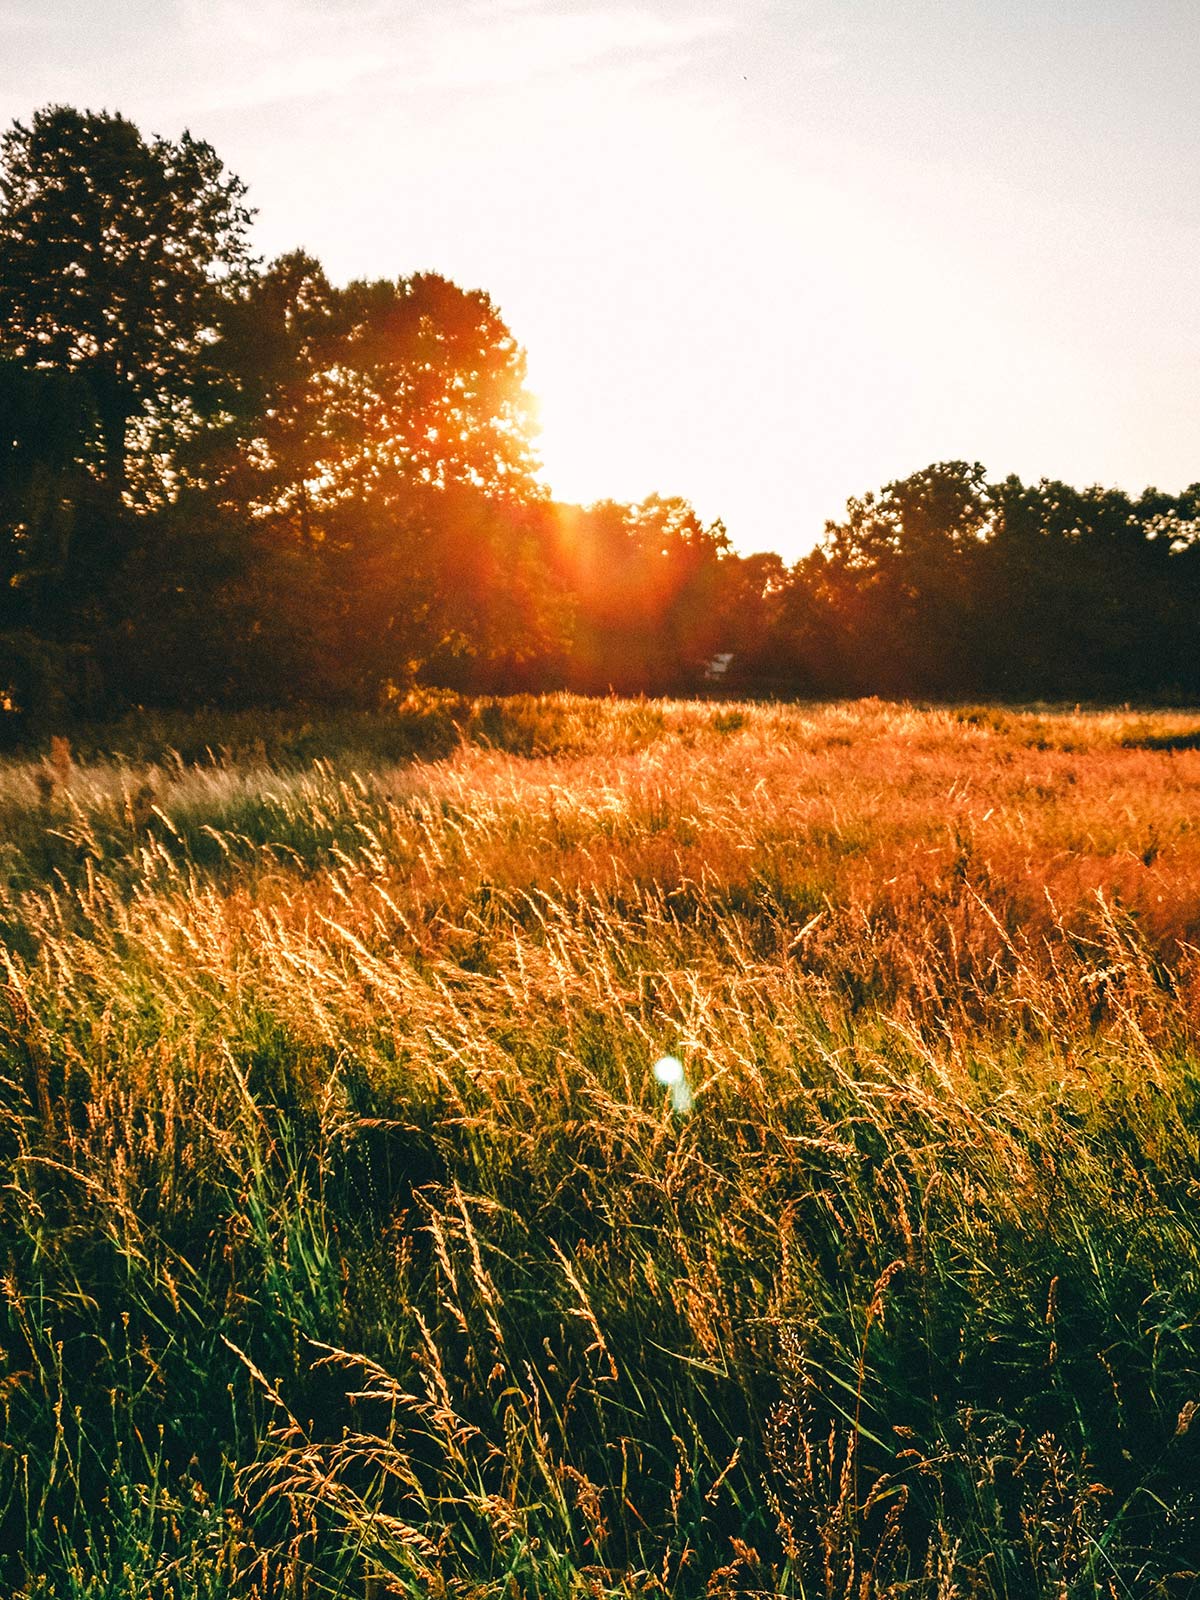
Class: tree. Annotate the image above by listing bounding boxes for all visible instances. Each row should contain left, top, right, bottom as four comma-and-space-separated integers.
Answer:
0, 360, 93, 624
550, 494, 730, 692
982, 476, 1184, 698
0, 105, 254, 498
209, 260, 540, 528
709, 550, 789, 685
336, 271, 539, 498
193, 254, 552, 699
195, 249, 343, 539
820, 461, 993, 694
309, 484, 567, 703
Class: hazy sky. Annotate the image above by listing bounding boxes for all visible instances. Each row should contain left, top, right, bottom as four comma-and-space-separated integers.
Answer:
3, 1, 1198, 558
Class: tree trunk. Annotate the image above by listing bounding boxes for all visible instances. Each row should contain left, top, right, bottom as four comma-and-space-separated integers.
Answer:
91, 368, 130, 498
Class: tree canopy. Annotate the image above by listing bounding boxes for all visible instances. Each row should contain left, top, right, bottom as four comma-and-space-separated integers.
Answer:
0, 105, 254, 497
2, 102, 1198, 733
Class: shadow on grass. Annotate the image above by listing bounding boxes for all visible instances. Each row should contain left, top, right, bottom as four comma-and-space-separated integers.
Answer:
1123, 731, 1200, 751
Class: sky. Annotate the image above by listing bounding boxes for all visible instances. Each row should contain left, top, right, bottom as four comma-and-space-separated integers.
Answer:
2, 0, 1199, 559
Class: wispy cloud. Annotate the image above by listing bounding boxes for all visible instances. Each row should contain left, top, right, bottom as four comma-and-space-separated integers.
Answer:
171, 0, 734, 113
413, 2, 734, 92
173, 0, 398, 110
0, 0, 741, 135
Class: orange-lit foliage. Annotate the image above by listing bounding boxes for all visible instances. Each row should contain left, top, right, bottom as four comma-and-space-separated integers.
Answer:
212, 253, 539, 532
549, 494, 731, 691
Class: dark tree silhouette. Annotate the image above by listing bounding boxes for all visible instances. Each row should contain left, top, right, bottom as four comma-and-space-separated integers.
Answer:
5, 102, 1200, 727
0, 106, 253, 498
818, 461, 992, 694
763, 464, 1200, 702
336, 271, 539, 498
195, 250, 343, 538
0, 361, 93, 619
182, 252, 553, 702
205, 258, 538, 529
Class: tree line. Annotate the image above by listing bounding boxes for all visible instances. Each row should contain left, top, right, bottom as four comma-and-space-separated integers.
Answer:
2, 105, 1198, 736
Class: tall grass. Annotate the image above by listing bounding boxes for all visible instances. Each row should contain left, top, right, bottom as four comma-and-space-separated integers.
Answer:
3, 694, 1200, 1596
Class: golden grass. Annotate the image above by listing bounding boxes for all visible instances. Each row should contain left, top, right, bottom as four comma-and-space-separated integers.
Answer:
3, 695, 1200, 1596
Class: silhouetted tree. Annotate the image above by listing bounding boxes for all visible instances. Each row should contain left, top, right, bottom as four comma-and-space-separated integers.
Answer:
206, 259, 537, 531
765, 465, 1200, 702
818, 461, 992, 694
6, 104, 1200, 725
0, 361, 93, 624
706, 550, 789, 685
0, 106, 253, 499
312, 484, 568, 703
189, 252, 553, 701
980, 477, 1185, 698
337, 272, 539, 498
0, 360, 103, 731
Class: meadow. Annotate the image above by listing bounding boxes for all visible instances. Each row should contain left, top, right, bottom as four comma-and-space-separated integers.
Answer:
3, 693, 1200, 1598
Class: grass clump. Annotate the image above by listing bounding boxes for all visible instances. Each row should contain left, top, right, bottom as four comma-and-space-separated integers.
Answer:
3, 695, 1200, 1595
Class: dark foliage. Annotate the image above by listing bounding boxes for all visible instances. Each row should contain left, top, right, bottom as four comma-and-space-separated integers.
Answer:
2, 107, 1199, 735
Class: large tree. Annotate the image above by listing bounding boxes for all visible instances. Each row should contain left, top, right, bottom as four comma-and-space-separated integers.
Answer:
189, 252, 553, 698
207, 256, 539, 529
0, 105, 254, 497
818, 460, 994, 694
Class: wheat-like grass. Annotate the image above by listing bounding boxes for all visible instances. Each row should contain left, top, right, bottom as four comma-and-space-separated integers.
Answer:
3, 695, 1200, 1595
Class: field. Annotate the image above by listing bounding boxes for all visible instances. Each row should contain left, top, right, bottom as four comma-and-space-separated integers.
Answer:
4, 694, 1200, 1598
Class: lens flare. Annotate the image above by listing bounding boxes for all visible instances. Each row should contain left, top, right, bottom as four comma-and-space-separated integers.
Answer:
653, 1055, 692, 1113
652, 1055, 683, 1085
